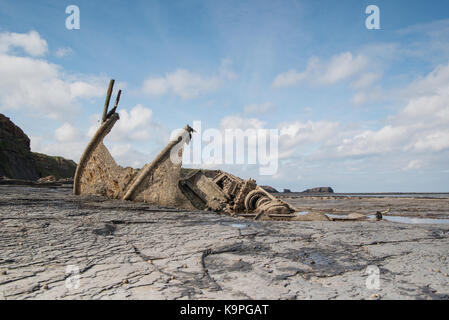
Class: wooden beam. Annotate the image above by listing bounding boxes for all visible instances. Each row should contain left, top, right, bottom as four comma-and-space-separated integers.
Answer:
102, 79, 115, 123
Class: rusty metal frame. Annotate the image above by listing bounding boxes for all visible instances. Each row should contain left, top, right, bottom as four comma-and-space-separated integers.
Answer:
73, 80, 381, 222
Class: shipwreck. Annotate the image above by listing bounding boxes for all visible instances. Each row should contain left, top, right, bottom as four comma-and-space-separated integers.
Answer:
74, 80, 383, 222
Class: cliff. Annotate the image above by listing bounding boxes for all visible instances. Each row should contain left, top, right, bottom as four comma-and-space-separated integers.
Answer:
0, 114, 76, 180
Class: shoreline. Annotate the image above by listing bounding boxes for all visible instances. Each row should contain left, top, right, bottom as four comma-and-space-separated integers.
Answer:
0, 185, 448, 299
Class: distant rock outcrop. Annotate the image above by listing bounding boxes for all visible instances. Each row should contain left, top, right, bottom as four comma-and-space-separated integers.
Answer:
32, 152, 76, 180
302, 187, 334, 193
283, 189, 292, 193
260, 185, 279, 193
0, 114, 76, 181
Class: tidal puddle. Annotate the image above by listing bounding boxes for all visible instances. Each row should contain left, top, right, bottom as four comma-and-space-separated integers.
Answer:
297, 249, 334, 267
376, 215, 449, 225
220, 221, 251, 229
325, 213, 358, 220
231, 223, 249, 229
325, 213, 449, 224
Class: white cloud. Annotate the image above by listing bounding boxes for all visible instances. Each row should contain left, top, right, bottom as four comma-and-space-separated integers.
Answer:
397, 18, 449, 37
142, 59, 236, 99
220, 115, 265, 130
396, 18, 449, 60
219, 58, 238, 80
68, 79, 105, 99
31, 135, 85, 162
411, 131, 449, 152
254, 60, 449, 191
404, 160, 423, 171
322, 52, 368, 84
351, 87, 383, 105
55, 47, 73, 58
0, 30, 106, 120
33, 105, 167, 167
180, 57, 449, 189
394, 63, 449, 127
272, 52, 369, 87
87, 104, 168, 144
32, 123, 86, 161
350, 72, 382, 89
243, 102, 275, 115
272, 69, 306, 88
332, 125, 410, 157
108, 143, 154, 168
351, 92, 368, 105
320, 61, 449, 158
111, 104, 154, 141
143, 69, 220, 99
0, 30, 47, 56
402, 63, 449, 98
142, 77, 169, 96
278, 120, 340, 158
55, 122, 82, 142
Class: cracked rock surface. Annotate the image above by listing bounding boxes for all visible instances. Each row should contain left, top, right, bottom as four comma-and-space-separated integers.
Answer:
0, 185, 448, 299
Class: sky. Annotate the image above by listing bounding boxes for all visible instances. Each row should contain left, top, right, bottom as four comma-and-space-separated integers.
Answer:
0, 0, 449, 192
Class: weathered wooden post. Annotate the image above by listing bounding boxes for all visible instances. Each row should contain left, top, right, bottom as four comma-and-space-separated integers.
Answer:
106, 89, 121, 119
102, 79, 115, 123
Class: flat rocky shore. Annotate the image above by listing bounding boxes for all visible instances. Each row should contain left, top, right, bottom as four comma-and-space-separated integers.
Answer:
0, 185, 448, 299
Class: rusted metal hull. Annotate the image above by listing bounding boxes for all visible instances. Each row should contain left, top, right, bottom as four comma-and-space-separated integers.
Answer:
74, 80, 378, 222
73, 112, 297, 218
73, 114, 196, 210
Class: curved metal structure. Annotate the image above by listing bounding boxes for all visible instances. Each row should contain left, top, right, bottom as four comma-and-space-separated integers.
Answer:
74, 80, 349, 222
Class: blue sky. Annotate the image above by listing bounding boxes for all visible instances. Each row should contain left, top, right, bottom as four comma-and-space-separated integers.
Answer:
1, 0, 449, 192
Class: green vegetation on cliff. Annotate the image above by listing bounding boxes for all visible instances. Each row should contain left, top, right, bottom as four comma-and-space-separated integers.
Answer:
31, 152, 77, 180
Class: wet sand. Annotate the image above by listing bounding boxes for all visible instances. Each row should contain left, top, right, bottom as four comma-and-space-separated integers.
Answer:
280, 192, 449, 219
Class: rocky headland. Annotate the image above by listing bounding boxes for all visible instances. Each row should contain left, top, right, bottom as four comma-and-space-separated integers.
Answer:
0, 114, 76, 181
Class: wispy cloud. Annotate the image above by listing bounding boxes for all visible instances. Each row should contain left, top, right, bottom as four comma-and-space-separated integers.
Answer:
55, 47, 73, 58
272, 52, 369, 88
243, 102, 275, 115
142, 59, 237, 99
